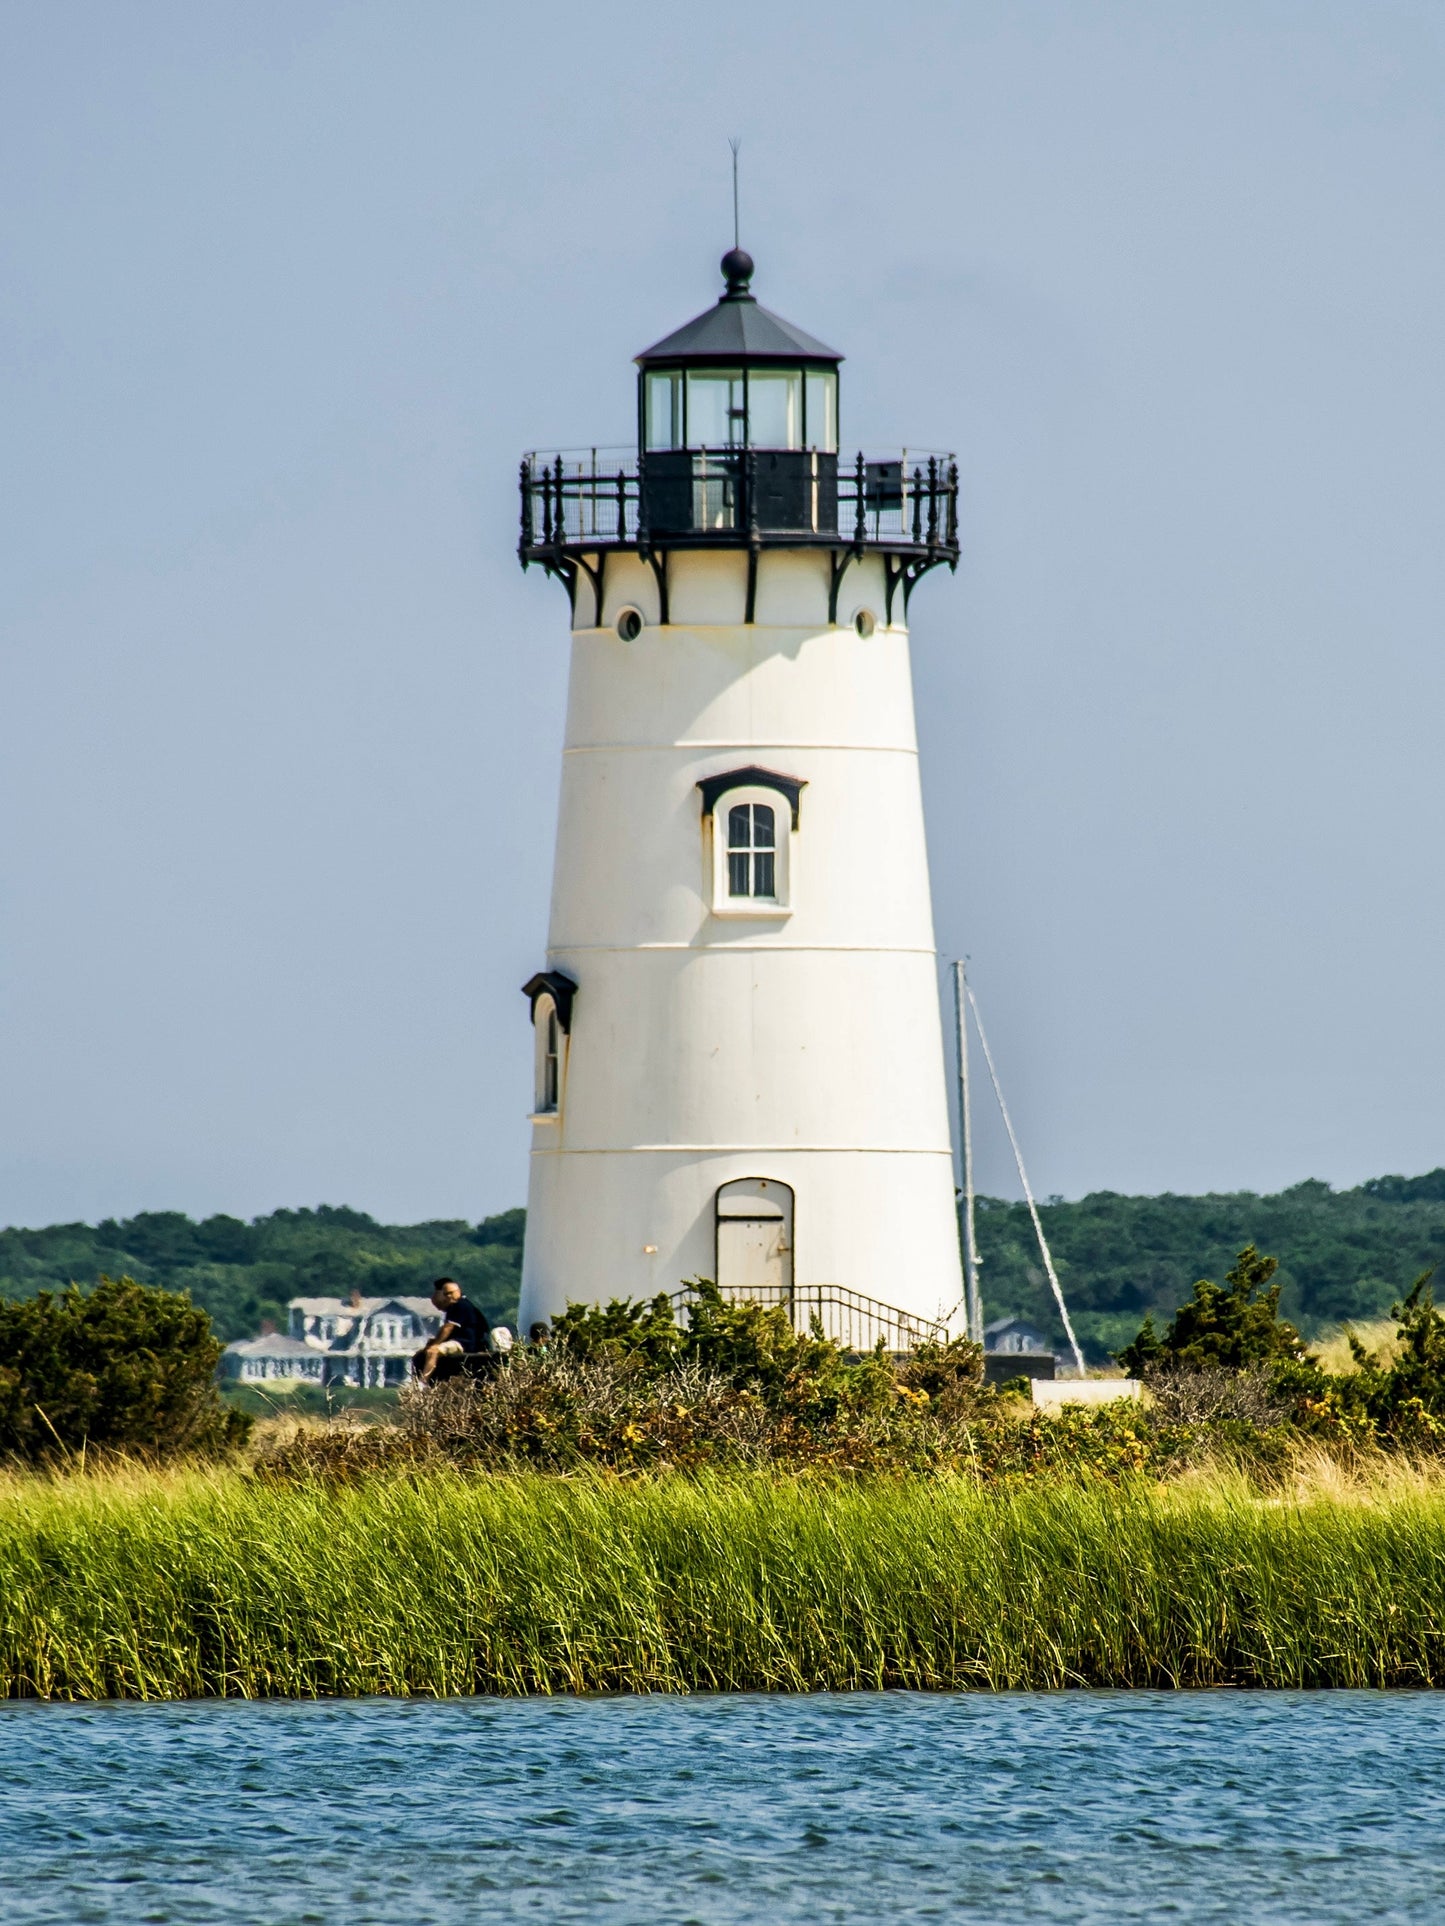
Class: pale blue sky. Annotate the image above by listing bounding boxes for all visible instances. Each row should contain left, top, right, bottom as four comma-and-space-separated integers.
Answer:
3, 0, 1443, 1226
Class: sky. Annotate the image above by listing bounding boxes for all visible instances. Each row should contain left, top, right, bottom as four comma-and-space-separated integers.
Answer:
2, 0, 1443, 1228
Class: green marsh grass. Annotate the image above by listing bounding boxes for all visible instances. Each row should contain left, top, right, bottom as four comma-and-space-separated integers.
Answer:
3, 1463, 1445, 1698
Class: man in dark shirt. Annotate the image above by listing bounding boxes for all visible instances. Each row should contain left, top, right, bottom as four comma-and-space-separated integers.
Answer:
413, 1277, 491, 1384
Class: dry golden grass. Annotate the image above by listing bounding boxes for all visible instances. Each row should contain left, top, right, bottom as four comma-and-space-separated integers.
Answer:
1169, 1439, 1445, 1508
1308, 1319, 1400, 1375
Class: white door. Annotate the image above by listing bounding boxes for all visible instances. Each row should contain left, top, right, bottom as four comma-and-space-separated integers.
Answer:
715, 1178, 794, 1298
717, 1215, 787, 1291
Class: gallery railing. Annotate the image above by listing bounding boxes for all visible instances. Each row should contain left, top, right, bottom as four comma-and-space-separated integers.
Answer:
519, 446, 959, 562
669, 1281, 948, 1356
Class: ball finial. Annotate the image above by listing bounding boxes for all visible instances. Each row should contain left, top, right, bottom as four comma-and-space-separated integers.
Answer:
721, 247, 754, 297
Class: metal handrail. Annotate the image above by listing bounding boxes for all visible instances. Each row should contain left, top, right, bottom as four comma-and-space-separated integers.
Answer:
669, 1281, 947, 1355
518, 447, 960, 562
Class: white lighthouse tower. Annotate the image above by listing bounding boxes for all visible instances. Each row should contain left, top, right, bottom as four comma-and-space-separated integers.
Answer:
516, 248, 964, 1343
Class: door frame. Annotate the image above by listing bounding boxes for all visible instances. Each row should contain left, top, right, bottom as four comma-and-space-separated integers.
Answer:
714, 1177, 795, 1295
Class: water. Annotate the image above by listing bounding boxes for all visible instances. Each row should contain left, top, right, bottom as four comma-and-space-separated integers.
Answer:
1, 1692, 1442, 1923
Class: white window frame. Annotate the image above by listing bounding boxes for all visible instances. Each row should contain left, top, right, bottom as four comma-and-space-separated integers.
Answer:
532, 994, 564, 1119
708, 784, 793, 917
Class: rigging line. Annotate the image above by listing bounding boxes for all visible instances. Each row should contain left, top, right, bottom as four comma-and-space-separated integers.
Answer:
729, 137, 741, 249
965, 985, 1087, 1378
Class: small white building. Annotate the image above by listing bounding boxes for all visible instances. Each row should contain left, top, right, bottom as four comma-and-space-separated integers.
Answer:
981, 1314, 1060, 1384
984, 1315, 1058, 1358
221, 1292, 444, 1388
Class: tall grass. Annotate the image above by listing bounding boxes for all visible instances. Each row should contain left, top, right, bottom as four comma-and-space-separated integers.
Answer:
3, 1464, 1445, 1698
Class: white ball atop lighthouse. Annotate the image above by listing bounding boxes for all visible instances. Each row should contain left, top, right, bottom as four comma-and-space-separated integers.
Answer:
516, 249, 964, 1343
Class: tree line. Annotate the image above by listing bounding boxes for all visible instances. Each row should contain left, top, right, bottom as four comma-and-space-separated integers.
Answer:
976, 1169, 1445, 1358
3, 1167, 1444, 1359
0, 1206, 524, 1343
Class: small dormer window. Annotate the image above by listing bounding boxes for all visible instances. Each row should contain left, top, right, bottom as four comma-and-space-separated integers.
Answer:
521, 970, 577, 1122
699, 768, 803, 917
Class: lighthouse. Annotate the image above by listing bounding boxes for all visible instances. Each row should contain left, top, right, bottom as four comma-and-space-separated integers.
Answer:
516, 248, 964, 1343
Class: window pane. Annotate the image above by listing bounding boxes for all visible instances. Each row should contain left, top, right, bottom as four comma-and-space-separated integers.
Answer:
805, 370, 838, 451
753, 851, 776, 898
728, 850, 751, 896
687, 370, 744, 446
750, 803, 776, 849
749, 370, 801, 448
537, 999, 560, 1110
645, 372, 680, 451
692, 456, 737, 530
728, 804, 752, 849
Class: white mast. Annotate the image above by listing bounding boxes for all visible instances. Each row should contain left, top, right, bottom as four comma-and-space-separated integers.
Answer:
952, 960, 983, 1344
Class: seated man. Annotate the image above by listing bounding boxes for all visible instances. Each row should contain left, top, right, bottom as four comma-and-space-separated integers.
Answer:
412, 1277, 492, 1384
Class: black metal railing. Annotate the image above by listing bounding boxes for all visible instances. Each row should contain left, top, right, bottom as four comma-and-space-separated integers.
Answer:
519, 446, 959, 563
669, 1281, 947, 1355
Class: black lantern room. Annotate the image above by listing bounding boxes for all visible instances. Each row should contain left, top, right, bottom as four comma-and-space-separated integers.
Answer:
519, 251, 959, 625
635, 248, 841, 538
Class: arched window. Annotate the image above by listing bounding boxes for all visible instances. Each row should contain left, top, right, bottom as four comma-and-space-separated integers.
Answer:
534, 996, 561, 1114
520, 969, 576, 1122
697, 767, 803, 918
727, 801, 776, 899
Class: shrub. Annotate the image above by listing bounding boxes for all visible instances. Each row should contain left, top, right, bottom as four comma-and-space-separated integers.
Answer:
258, 1291, 1174, 1484
1367, 1272, 1445, 1424
548, 1291, 684, 1368
1282, 1271, 1445, 1449
1117, 1245, 1306, 1375
0, 1275, 249, 1464
1115, 1245, 1445, 1458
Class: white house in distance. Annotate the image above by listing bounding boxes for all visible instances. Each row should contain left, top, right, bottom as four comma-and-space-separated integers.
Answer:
220, 1291, 444, 1388
516, 247, 966, 1343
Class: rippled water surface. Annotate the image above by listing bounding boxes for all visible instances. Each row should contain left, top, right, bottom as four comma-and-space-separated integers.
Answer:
2, 1692, 1443, 1922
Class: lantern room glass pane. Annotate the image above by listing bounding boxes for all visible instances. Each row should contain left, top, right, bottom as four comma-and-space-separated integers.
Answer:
805, 370, 838, 451
686, 370, 745, 446
645, 371, 681, 450
748, 370, 802, 448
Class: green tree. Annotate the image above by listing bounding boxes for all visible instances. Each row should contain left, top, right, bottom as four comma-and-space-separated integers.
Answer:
0, 1275, 249, 1462
1117, 1245, 1306, 1375
972, 1171, 1445, 1353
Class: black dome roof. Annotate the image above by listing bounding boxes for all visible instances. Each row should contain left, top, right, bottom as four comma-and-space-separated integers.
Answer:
636, 252, 841, 368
